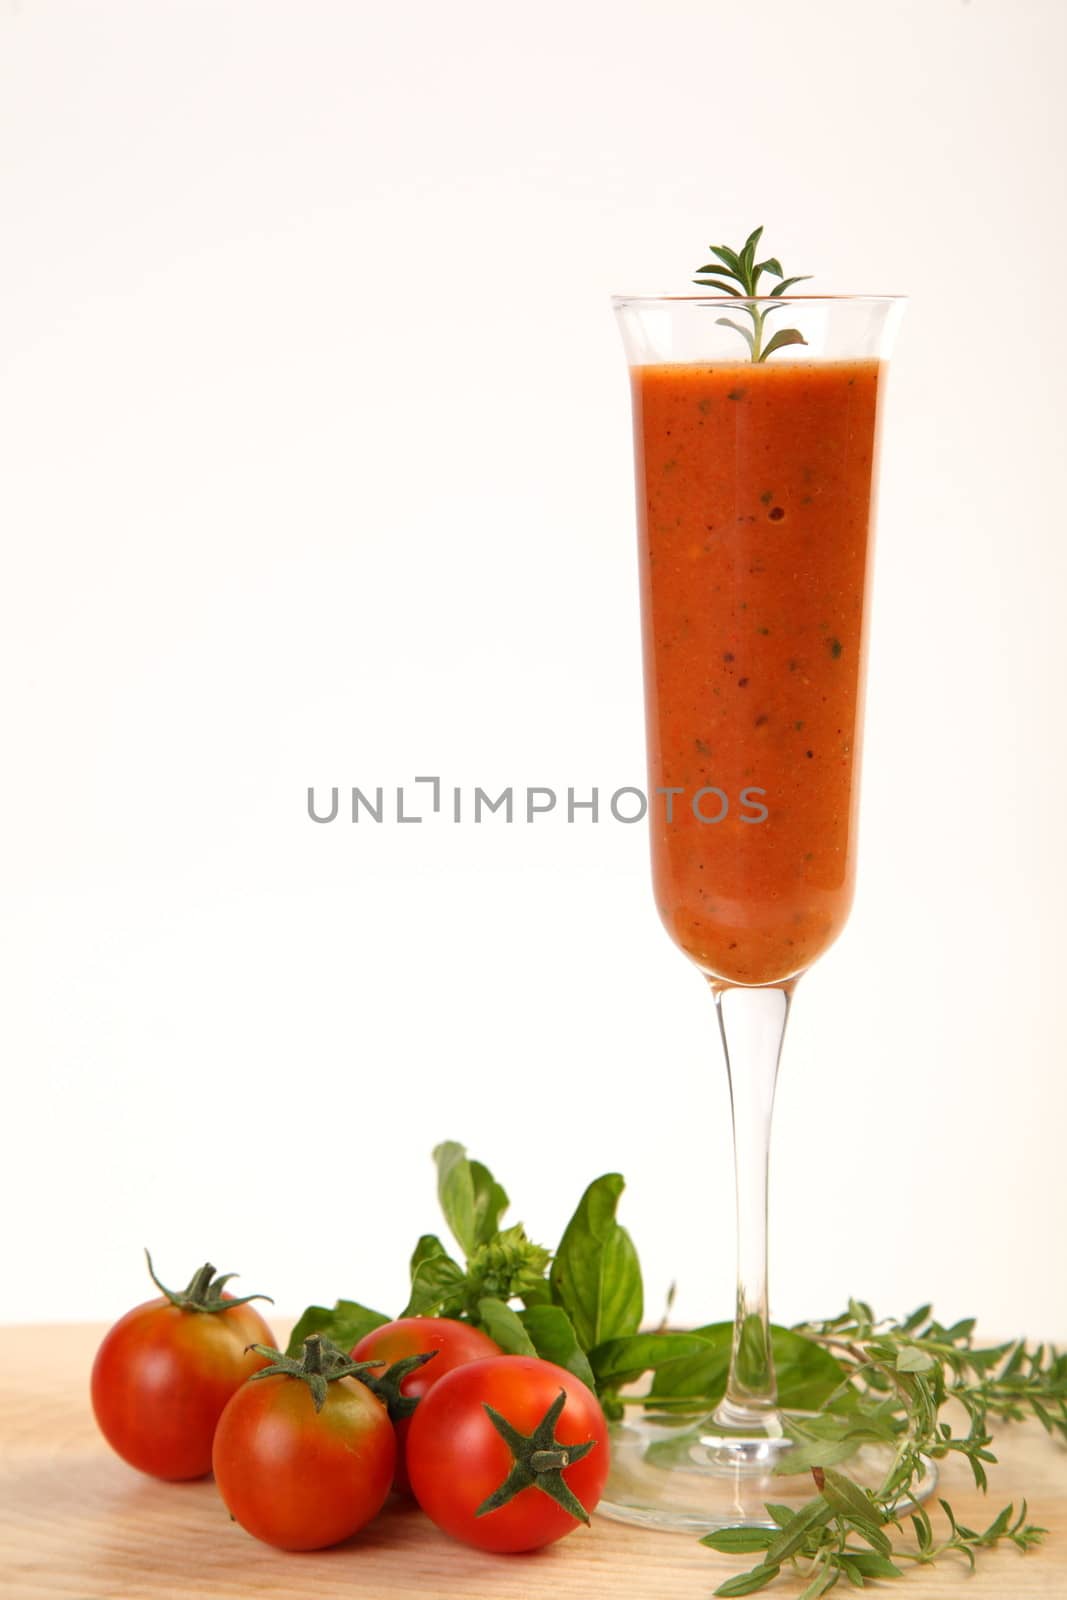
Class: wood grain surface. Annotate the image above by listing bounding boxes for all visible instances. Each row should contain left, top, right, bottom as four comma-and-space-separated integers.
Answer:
2, 1323, 1064, 1598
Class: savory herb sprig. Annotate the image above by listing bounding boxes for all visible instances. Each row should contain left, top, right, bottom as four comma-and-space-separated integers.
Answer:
291, 1144, 1062, 1593
694, 225, 810, 361
704, 1300, 1063, 1595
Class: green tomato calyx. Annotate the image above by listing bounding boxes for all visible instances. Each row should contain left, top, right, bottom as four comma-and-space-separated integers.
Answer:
356, 1350, 439, 1421
476, 1388, 597, 1524
246, 1334, 385, 1413
145, 1249, 274, 1315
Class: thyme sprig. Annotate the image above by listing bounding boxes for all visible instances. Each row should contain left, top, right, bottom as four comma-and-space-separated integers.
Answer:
704, 1300, 1062, 1595
694, 225, 810, 361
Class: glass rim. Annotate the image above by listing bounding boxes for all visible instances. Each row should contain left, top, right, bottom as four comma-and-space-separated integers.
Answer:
611, 292, 907, 307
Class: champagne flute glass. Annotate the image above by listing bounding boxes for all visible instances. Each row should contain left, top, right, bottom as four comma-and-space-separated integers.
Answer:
601, 294, 927, 1531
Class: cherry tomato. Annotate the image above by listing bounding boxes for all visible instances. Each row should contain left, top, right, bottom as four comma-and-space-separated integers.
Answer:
406, 1354, 610, 1552
90, 1256, 276, 1481
351, 1316, 500, 1493
212, 1342, 396, 1550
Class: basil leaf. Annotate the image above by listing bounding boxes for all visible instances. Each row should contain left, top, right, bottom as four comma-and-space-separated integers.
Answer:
477, 1296, 537, 1355
590, 1332, 716, 1389
285, 1299, 389, 1358
402, 1247, 466, 1318
648, 1322, 732, 1403
519, 1278, 553, 1308
550, 1173, 642, 1351
469, 1159, 509, 1248
433, 1141, 478, 1257
771, 1328, 847, 1409
649, 1323, 843, 1412
409, 1232, 449, 1274
520, 1304, 596, 1389
430, 1143, 510, 1262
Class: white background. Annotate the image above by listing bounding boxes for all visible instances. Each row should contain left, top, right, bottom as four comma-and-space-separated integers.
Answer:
2, 0, 1065, 1340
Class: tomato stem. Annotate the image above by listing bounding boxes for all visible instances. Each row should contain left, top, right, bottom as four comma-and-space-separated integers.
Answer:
303, 1334, 327, 1375
144, 1249, 274, 1315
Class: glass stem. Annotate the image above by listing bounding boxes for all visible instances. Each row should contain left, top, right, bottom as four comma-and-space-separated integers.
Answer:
711, 980, 794, 1431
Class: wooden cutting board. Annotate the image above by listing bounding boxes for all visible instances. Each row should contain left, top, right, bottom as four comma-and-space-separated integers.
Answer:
2, 1323, 1064, 1598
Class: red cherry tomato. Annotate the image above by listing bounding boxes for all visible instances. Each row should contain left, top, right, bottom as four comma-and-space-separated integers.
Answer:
91, 1258, 276, 1481
212, 1362, 395, 1550
406, 1354, 610, 1552
351, 1316, 500, 1493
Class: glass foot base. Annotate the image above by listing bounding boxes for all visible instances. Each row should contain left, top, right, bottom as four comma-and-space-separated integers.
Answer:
598, 1411, 938, 1534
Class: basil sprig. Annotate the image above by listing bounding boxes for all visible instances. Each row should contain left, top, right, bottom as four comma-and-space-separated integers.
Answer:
287, 1141, 835, 1416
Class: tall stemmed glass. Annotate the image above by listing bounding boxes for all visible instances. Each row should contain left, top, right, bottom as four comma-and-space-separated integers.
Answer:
602, 295, 914, 1531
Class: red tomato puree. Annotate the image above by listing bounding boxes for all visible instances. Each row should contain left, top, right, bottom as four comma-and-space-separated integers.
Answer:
631, 358, 885, 986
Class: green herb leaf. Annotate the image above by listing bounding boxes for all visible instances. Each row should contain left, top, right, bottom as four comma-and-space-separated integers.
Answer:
716, 316, 757, 355
590, 1331, 717, 1389
469, 1158, 510, 1248
765, 1497, 834, 1563
477, 1296, 538, 1355
714, 1562, 782, 1596
285, 1299, 389, 1359
550, 1174, 642, 1351
709, 244, 745, 275
411, 1230, 445, 1268
694, 274, 744, 296
433, 1140, 481, 1257
797, 1563, 838, 1599
819, 1467, 884, 1530
768, 274, 813, 297
896, 1346, 937, 1373
694, 228, 811, 360
844, 1550, 905, 1579
287, 1148, 1066, 1598
649, 1323, 843, 1412
701, 1527, 777, 1554
520, 1303, 597, 1390
402, 1246, 467, 1318
760, 328, 807, 361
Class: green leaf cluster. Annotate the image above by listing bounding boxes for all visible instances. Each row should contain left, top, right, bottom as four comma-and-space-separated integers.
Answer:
701, 1300, 1060, 1594
693, 225, 810, 362
287, 1149, 1062, 1596
286, 1142, 838, 1419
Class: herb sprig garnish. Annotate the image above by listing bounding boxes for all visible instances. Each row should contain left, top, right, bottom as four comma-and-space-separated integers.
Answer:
703, 1300, 1062, 1595
290, 1145, 1062, 1592
694, 225, 810, 361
